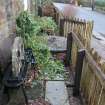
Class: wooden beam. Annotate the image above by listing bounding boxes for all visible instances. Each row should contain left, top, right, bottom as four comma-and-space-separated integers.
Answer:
73, 49, 85, 96
66, 32, 73, 66
59, 19, 64, 36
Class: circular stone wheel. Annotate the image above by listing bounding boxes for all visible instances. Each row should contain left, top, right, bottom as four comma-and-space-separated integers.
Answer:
12, 37, 24, 77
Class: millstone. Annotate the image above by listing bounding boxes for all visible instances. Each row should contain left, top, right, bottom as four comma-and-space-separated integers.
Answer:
12, 37, 24, 77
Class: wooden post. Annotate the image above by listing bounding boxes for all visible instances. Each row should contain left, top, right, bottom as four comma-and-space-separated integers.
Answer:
56, 12, 59, 25
38, 6, 42, 17
53, 8, 57, 23
73, 49, 85, 96
91, 0, 95, 11
66, 32, 73, 66
59, 19, 64, 36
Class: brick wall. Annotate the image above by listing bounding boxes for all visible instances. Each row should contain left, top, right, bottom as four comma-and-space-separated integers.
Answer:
0, 0, 24, 41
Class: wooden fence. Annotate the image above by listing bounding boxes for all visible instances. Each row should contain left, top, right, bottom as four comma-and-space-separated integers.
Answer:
66, 32, 105, 105
60, 18, 94, 50
90, 48, 105, 74
58, 17, 105, 105
59, 17, 105, 76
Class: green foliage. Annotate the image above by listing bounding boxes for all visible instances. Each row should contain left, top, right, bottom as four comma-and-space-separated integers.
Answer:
16, 11, 38, 39
41, 0, 52, 5
95, 0, 105, 7
40, 60, 64, 80
26, 36, 65, 80
16, 11, 64, 80
27, 36, 50, 66
95, 0, 105, 11
78, 0, 91, 7
16, 11, 57, 38
39, 17, 57, 31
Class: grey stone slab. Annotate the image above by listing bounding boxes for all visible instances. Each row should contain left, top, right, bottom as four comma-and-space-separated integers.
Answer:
45, 81, 69, 105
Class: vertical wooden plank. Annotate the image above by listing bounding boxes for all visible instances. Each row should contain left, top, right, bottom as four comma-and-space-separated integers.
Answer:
73, 49, 85, 96
66, 32, 73, 66
59, 19, 64, 36
53, 8, 57, 22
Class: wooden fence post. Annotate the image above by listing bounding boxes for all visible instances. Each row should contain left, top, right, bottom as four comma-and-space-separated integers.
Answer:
66, 32, 73, 66
53, 8, 57, 23
56, 12, 59, 25
59, 19, 64, 36
73, 49, 85, 96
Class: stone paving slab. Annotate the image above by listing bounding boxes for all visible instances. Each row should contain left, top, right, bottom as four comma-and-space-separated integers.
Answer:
45, 81, 69, 105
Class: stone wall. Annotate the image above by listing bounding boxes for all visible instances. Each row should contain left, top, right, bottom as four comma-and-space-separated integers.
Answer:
0, 0, 24, 41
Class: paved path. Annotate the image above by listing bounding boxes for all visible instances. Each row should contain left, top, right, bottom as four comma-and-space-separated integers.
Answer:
45, 81, 69, 105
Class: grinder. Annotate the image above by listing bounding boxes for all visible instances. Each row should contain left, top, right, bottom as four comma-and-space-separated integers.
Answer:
0, 35, 24, 78
0, 35, 35, 105
12, 36, 24, 77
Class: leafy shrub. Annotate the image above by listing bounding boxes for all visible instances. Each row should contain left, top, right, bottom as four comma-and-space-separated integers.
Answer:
95, 0, 105, 7
16, 11, 57, 38
16, 11, 39, 39
39, 17, 57, 31
27, 36, 65, 80
16, 11, 64, 80
42, 0, 52, 5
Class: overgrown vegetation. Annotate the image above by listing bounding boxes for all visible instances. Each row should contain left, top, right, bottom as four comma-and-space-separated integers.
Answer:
78, 0, 105, 11
42, 0, 52, 5
16, 11, 36, 41
27, 36, 64, 80
39, 17, 57, 31
95, 0, 105, 11
16, 11, 57, 38
95, 0, 105, 7
16, 11, 65, 80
